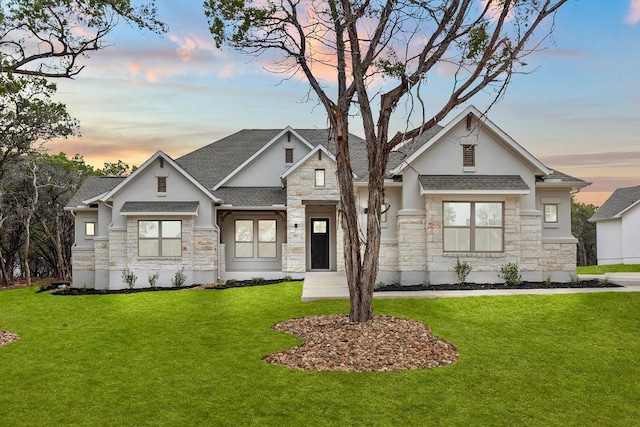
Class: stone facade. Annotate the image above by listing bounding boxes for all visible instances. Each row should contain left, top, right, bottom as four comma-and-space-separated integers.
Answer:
284, 149, 341, 274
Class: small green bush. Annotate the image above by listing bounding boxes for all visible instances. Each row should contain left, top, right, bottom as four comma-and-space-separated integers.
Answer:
251, 277, 264, 285
148, 272, 159, 288
225, 279, 237, 286
283, 275, 293, 282
454, 258, 472, 284
499, 262, 522, 286
172, 268, 187, 287
121, 268, 137, 289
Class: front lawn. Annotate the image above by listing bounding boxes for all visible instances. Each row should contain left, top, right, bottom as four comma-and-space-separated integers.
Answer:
577, 263, 640, 274
1, 283, 638, 426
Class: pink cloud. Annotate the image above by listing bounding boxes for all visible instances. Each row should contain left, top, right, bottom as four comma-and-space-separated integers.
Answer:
627, 0, 640, 24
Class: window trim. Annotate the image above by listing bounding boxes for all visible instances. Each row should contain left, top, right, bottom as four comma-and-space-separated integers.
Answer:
138, 220, 182, 258
443, 201, 504, 253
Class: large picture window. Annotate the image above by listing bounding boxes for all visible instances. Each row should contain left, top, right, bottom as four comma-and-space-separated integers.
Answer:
443, 202, 503, 252
138, 220, 182, 257
235, 219, 278, 259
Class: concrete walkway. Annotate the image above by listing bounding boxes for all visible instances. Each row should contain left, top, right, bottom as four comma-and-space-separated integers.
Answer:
300, 272, 640, 301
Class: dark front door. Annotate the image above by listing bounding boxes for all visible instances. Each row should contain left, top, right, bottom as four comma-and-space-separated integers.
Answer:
310, 218, 330, 269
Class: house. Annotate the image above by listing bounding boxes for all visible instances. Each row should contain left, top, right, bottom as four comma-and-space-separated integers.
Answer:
589, 186, 640, 265
64, 105, 590, 289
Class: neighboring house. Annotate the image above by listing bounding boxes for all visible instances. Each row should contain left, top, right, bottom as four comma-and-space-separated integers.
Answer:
589, 186, 640, 265
64, 105, 590, 289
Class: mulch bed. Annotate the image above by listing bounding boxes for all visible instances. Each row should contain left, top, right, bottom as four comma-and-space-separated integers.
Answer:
375, 279, 622, 292
264, 314, 458, 372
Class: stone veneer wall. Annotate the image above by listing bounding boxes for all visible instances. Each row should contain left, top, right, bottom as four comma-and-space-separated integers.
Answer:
103, 217, 218, 289
396, 209, 427, 284
423, 196, 577, 284
284, 151, 341, 274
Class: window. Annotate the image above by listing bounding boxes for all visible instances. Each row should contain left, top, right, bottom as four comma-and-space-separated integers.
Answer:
544, 204, 558, 223
85, 222, 96, 237
235, 220, 254, 258
258, 220, 277, 258
138, 220, 182, 257
235, 219, 278, 258
315, 169, 325, 187
443, 202, 503, 252
285, 148, 294, 163
463, 145, 475, 167
157, 176, 167, 193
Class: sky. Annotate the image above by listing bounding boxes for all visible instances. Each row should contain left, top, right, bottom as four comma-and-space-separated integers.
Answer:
48, 0, 640, 207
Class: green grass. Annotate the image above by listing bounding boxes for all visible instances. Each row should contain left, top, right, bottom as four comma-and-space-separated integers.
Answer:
1, 283, 639, 426
577, 263, 640, 274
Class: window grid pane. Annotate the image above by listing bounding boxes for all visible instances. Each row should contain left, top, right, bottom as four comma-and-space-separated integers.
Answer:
544, 204, 558, 223
443, 202, 503, 253
85, 222, 95, 236
138, 220, 182, 257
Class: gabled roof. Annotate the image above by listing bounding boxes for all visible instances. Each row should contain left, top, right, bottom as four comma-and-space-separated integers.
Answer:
280, 144, 338, 180
213, 127, 315, 190
64, 176, 125, 209
391, 105, 550, 176
419, 175, 530, 195
589, 186, 640, 221
101, 151, 219, 203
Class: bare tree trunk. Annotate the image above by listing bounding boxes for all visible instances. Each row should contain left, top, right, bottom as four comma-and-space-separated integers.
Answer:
23, 163, 38, 286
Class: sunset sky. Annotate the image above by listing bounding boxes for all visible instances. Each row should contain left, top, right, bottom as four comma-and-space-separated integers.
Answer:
49, 1, 640, 207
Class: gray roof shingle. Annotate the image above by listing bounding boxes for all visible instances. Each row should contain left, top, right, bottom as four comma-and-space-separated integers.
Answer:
419, 175, 530, 192
120, 201, 200, 214
65, 176, 125, 208
589, 186, 640, 221
213, 187, 286, 207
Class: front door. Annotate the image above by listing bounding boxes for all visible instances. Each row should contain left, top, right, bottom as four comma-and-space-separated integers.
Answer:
310, 218, 330, 270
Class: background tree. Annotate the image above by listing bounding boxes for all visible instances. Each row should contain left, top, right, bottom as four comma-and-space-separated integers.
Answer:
206, 0, 569, 322
572, 197, 597, 266
0, 0, 163, 285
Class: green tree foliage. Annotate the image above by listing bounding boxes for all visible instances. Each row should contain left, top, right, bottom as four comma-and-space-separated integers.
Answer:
0, 75, 78, 179
572, 197, 597, 266
205, 0, 569, 322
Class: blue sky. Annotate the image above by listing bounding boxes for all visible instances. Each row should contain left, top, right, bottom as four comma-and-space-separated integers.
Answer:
50, 0, 640, 206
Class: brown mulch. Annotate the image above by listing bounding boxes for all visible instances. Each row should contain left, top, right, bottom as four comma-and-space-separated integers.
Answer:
0, 331, 20, 347
263, 314, 458, 372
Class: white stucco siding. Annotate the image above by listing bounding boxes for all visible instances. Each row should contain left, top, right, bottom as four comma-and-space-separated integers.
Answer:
407, 121, 538, 210
225, 134, 311, 187
596, 220, 623, 265
355, 185, 401, 240
73, 211, 98, 248
621, 203, 640, 263
536, 189, 575, 242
